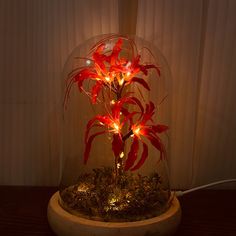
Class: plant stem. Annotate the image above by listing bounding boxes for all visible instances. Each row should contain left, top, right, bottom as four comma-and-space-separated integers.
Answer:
122, 129, 133, 141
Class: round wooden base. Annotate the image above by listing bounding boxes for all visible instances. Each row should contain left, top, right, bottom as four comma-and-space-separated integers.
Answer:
47, 191, 181, 236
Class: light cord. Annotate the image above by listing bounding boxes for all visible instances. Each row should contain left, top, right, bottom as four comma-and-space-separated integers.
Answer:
175, 179, 236, 197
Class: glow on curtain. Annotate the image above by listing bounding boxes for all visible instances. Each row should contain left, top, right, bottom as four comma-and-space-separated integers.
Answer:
137, 0, 236, 189
0, 0, 118, 185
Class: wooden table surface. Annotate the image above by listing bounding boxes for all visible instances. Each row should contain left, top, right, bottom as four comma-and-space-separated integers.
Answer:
0, 186, 236, 236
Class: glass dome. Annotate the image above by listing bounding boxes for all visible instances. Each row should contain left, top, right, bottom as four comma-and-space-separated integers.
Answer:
59, 34, 172, 222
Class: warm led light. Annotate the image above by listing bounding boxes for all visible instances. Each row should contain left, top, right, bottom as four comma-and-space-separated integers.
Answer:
110, 100, 115, 105
119, 152, 124, 158
126, 71, 131, 77
77, 183, 89, 193
105, 76, 110, 82
113, 123, 120, 133
133, 127, 140, 135
126, 61, 131, 68
119, 78, 124, 86
109, 197, 117, 205
86, 59, 91, 65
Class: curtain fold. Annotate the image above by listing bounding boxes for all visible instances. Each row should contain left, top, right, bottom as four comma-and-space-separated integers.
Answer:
0, 0, 118, 185
137, 0, 236, 189
193, 0, 236, 187
1, 0, 236, 188
136, 0, 203, 189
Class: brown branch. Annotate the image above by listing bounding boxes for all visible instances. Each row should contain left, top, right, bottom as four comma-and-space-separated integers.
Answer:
122, 129, 133, 142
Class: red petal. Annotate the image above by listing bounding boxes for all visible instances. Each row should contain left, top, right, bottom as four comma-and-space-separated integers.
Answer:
74, 69, 99, 90
140, 64, 161, 76
122, 110, 138, 127
124, 137, 139, 171
84, 131, 106, 164
91, 81, 103, 104
95, 43, 106, 53
146, 134, 165, 160
141, 102, 155, 124
109, 38, 123, 65
92, 43, 107, 73
85, 115, 110, 141
93, 53, 107, 73
64, 68, 98, 109
131, 55, 141, 69
128, 77, 150, 90
152, 124, 168, 133
130, 142, 148, 171
129, 96, 144, 116
112, 133, 124, 157
112, 97, 136, 119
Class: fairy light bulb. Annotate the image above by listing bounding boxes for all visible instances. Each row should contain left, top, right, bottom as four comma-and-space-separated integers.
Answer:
119, 152, 124, 158
126, 61, 131, 68
119, 78, 124, 86
113, 122, 120, 133
105, 76, 110, 82
133, 127, 141, 135
86, 59, 91, 65
110, 100, 115, 105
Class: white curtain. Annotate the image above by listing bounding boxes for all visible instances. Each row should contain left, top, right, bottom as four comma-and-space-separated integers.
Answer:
0, 0, 118, 185
0, 0, 236, 188
137, 0, 236, 189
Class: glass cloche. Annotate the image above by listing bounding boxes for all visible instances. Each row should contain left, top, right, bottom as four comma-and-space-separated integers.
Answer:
59, 34, 172, 222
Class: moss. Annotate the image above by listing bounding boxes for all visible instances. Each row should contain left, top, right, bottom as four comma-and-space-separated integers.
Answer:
60, 167, 170, 222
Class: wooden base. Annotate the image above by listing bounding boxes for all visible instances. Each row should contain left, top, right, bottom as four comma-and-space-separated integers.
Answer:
47, 191, 181, 236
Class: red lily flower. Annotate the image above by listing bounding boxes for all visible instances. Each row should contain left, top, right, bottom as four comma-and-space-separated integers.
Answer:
64, 36, 161, 108
65, 35, 168, 173
84, 96, 139, 164
124, 102, 168, 171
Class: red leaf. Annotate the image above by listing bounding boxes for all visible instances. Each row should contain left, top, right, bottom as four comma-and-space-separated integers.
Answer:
141, 102, 155, 125
112, 97, 136, 119
95, 43, 106, 53
91, 81, 103, 104
92, 43, 107, 73
124, 137, 139, 171
121, 110, 138, 127
130, 142, 148, 171
129, 96, 144, 115
112, 133, 124, 157
129, 77, 150, 91
84, 131, 106, 164
146, 134, 165, 160
74, 69, 99, 90
140, 64, 161, 76
64, 68, 99, 109
131, 55, 141, 70
120, 107, 130, 116
152, 124, 168, 133
93, 53, 107, 73
85, 115, 110, 141
109, 38, 123, 65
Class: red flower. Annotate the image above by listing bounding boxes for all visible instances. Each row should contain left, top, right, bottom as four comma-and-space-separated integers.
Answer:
64, 35, 168, 172
64, 36, 161, 108
124, 102, 168, 171
84, 96, 139, 164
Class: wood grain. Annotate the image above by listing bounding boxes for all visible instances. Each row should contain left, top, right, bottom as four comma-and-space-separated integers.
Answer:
0, 187, 236, 235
